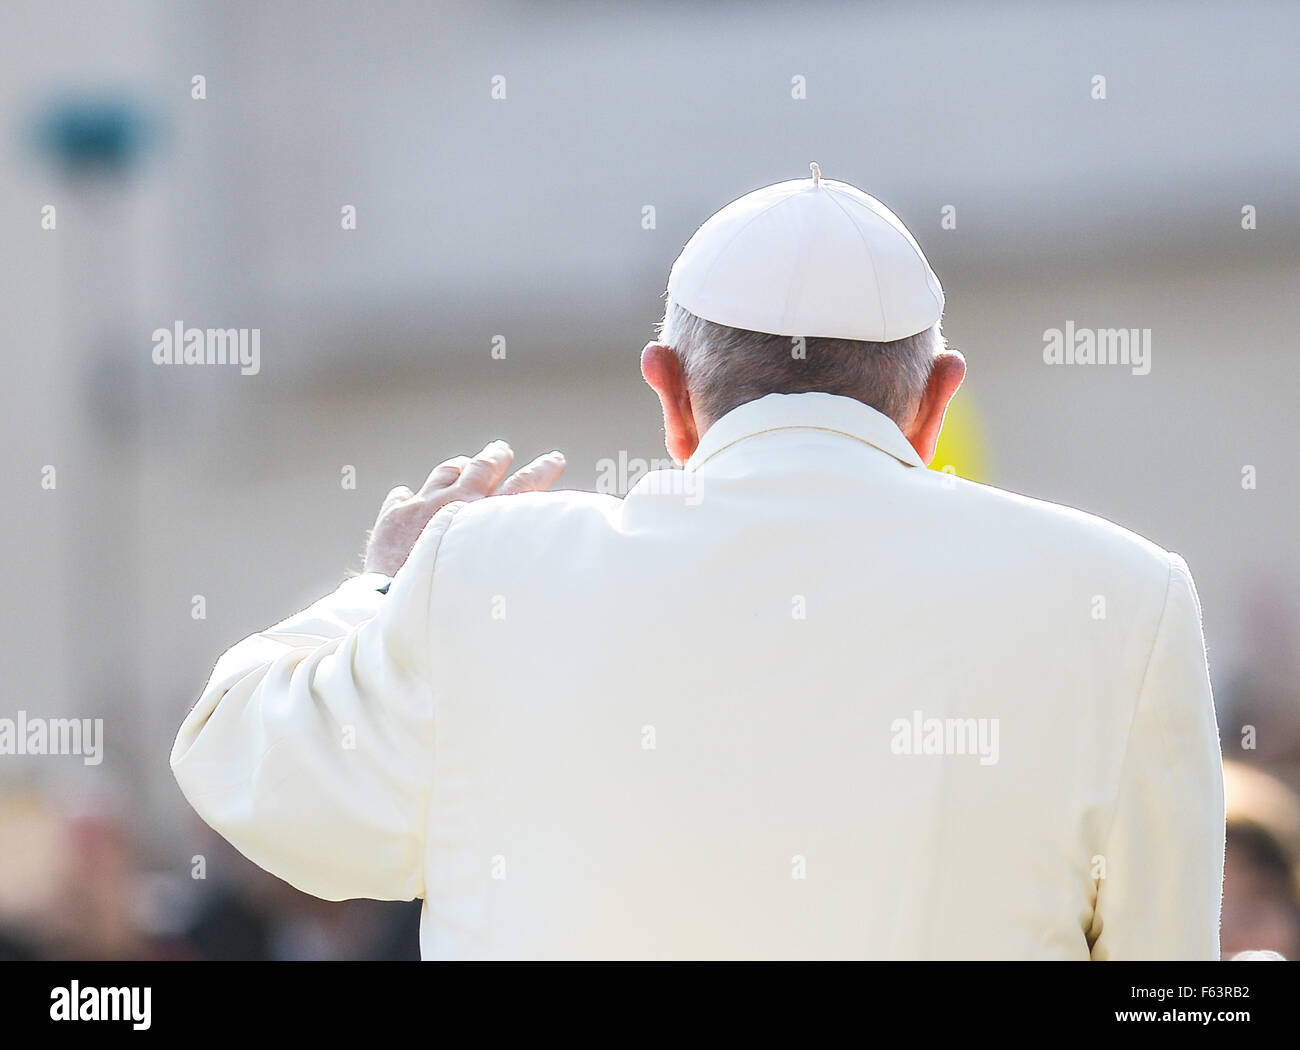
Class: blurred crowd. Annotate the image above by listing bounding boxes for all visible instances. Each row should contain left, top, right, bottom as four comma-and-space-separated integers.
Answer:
0, 792, 419, 961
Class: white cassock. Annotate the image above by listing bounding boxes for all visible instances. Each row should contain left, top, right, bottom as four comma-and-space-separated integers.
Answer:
171, 391, 1225, 959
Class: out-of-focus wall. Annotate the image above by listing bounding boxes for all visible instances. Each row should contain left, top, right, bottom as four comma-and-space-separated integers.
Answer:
1, 0, 1297, 869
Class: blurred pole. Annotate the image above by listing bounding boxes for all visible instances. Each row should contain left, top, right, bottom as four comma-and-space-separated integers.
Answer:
32, 98, 157, 799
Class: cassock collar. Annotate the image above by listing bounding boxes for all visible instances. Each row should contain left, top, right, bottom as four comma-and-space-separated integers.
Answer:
685, 391, 925, 472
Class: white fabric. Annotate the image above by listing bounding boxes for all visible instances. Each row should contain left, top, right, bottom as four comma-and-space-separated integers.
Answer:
667, 174, 945, 341
172, 392, 1224, 959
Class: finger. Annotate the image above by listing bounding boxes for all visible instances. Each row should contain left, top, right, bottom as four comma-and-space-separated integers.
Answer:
454, 440, 514, 497
380, 485, 414, 513
417, 455, 471, 498
499, 451, 566, 495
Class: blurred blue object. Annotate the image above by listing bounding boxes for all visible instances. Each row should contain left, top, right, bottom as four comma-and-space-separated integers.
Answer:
30, 96, 158, 176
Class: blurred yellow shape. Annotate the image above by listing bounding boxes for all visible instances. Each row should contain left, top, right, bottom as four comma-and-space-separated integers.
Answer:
930, 390, 987, 483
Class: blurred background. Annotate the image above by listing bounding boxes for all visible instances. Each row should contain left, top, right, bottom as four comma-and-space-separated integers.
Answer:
1, 0, 1297, 960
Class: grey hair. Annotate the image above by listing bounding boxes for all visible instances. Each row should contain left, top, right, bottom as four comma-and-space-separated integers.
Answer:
657, 298, 942, 428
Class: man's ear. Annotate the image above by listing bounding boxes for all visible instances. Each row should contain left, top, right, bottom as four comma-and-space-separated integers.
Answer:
902, 350, 967, 466
641, 342, 700, 464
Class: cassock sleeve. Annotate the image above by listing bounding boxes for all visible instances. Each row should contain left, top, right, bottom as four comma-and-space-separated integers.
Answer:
1088, 552, 1226, 959
170, 501, 466, 902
